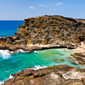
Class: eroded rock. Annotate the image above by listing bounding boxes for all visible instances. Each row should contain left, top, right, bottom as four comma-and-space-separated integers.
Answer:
72, 53, 85, 65
4, 65, 85, 85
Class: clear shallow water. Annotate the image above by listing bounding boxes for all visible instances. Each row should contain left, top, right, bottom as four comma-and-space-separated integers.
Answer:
0, 21, 23, 37
0, 48, 85, 82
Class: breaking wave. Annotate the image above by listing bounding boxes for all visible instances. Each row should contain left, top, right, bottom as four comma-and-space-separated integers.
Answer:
0, 50, 11, 59
0, 75, 13, 85
33, 65, 47, 70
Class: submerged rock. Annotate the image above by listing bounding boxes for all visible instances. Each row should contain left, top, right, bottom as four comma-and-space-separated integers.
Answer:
53, 59, 65, 62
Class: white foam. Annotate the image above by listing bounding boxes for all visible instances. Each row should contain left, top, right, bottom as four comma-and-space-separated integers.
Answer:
0, 75, 14, 85
16, 49, 25, 53
34, 50, 38, 53
0, 81, 4, 85
8, 75, 13, 79
27, 65, 47, 70
16, 49, 29, 53
9, 51, 15, 54
0, 50, 10, 59
0, 49, 30, 59
33, 65, 47, 70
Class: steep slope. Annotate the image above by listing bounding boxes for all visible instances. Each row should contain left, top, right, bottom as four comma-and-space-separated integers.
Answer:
16, 15, 85, 46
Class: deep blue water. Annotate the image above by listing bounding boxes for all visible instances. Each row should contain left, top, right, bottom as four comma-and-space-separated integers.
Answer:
0, 21, 24, 37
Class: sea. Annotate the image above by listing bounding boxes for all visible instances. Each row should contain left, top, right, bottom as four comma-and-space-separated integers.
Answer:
0, 21, 85, 83
0, 20, 24, 37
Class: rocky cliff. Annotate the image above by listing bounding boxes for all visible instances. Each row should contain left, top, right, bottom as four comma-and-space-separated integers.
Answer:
16, 15, 85, 46
0, 15, 85, 50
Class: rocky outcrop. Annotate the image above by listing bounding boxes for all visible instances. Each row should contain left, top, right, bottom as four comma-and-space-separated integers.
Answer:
16, 15, 85, 47
0, 33, 28, 45
0, 15, 85, 50
72, 52, 85, 65
4, 65, 85, 85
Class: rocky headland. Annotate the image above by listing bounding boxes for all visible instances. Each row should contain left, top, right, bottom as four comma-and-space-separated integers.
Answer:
0, 15, 85, 51
1, 15, 85, 85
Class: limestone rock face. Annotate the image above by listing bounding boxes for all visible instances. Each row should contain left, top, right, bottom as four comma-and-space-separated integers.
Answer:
53, 59, 65, 62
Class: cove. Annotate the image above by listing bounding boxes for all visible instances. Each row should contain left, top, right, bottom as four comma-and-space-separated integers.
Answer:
0, 48, 84, 82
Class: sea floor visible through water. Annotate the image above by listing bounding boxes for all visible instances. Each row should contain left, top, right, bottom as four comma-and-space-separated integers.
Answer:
0, 48, 85, 82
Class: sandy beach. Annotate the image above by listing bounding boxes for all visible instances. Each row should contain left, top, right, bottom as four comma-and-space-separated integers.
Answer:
73, 47, 85, 53
73, 42, 85, 53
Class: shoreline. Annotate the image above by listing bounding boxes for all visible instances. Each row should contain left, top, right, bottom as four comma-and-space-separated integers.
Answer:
72, 42, 85, 53
0, 43, 73, 52
73, 47, 85, 53
3, 65, 85, 85
0, 43, 85, 55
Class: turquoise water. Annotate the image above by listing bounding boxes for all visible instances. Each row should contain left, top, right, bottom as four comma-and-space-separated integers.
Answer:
0, 48, 85, 82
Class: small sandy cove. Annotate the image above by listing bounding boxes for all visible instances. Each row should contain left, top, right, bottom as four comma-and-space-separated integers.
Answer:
27, 42, 85, 54
73, 42, 85, 53
73, 47, 85, 53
